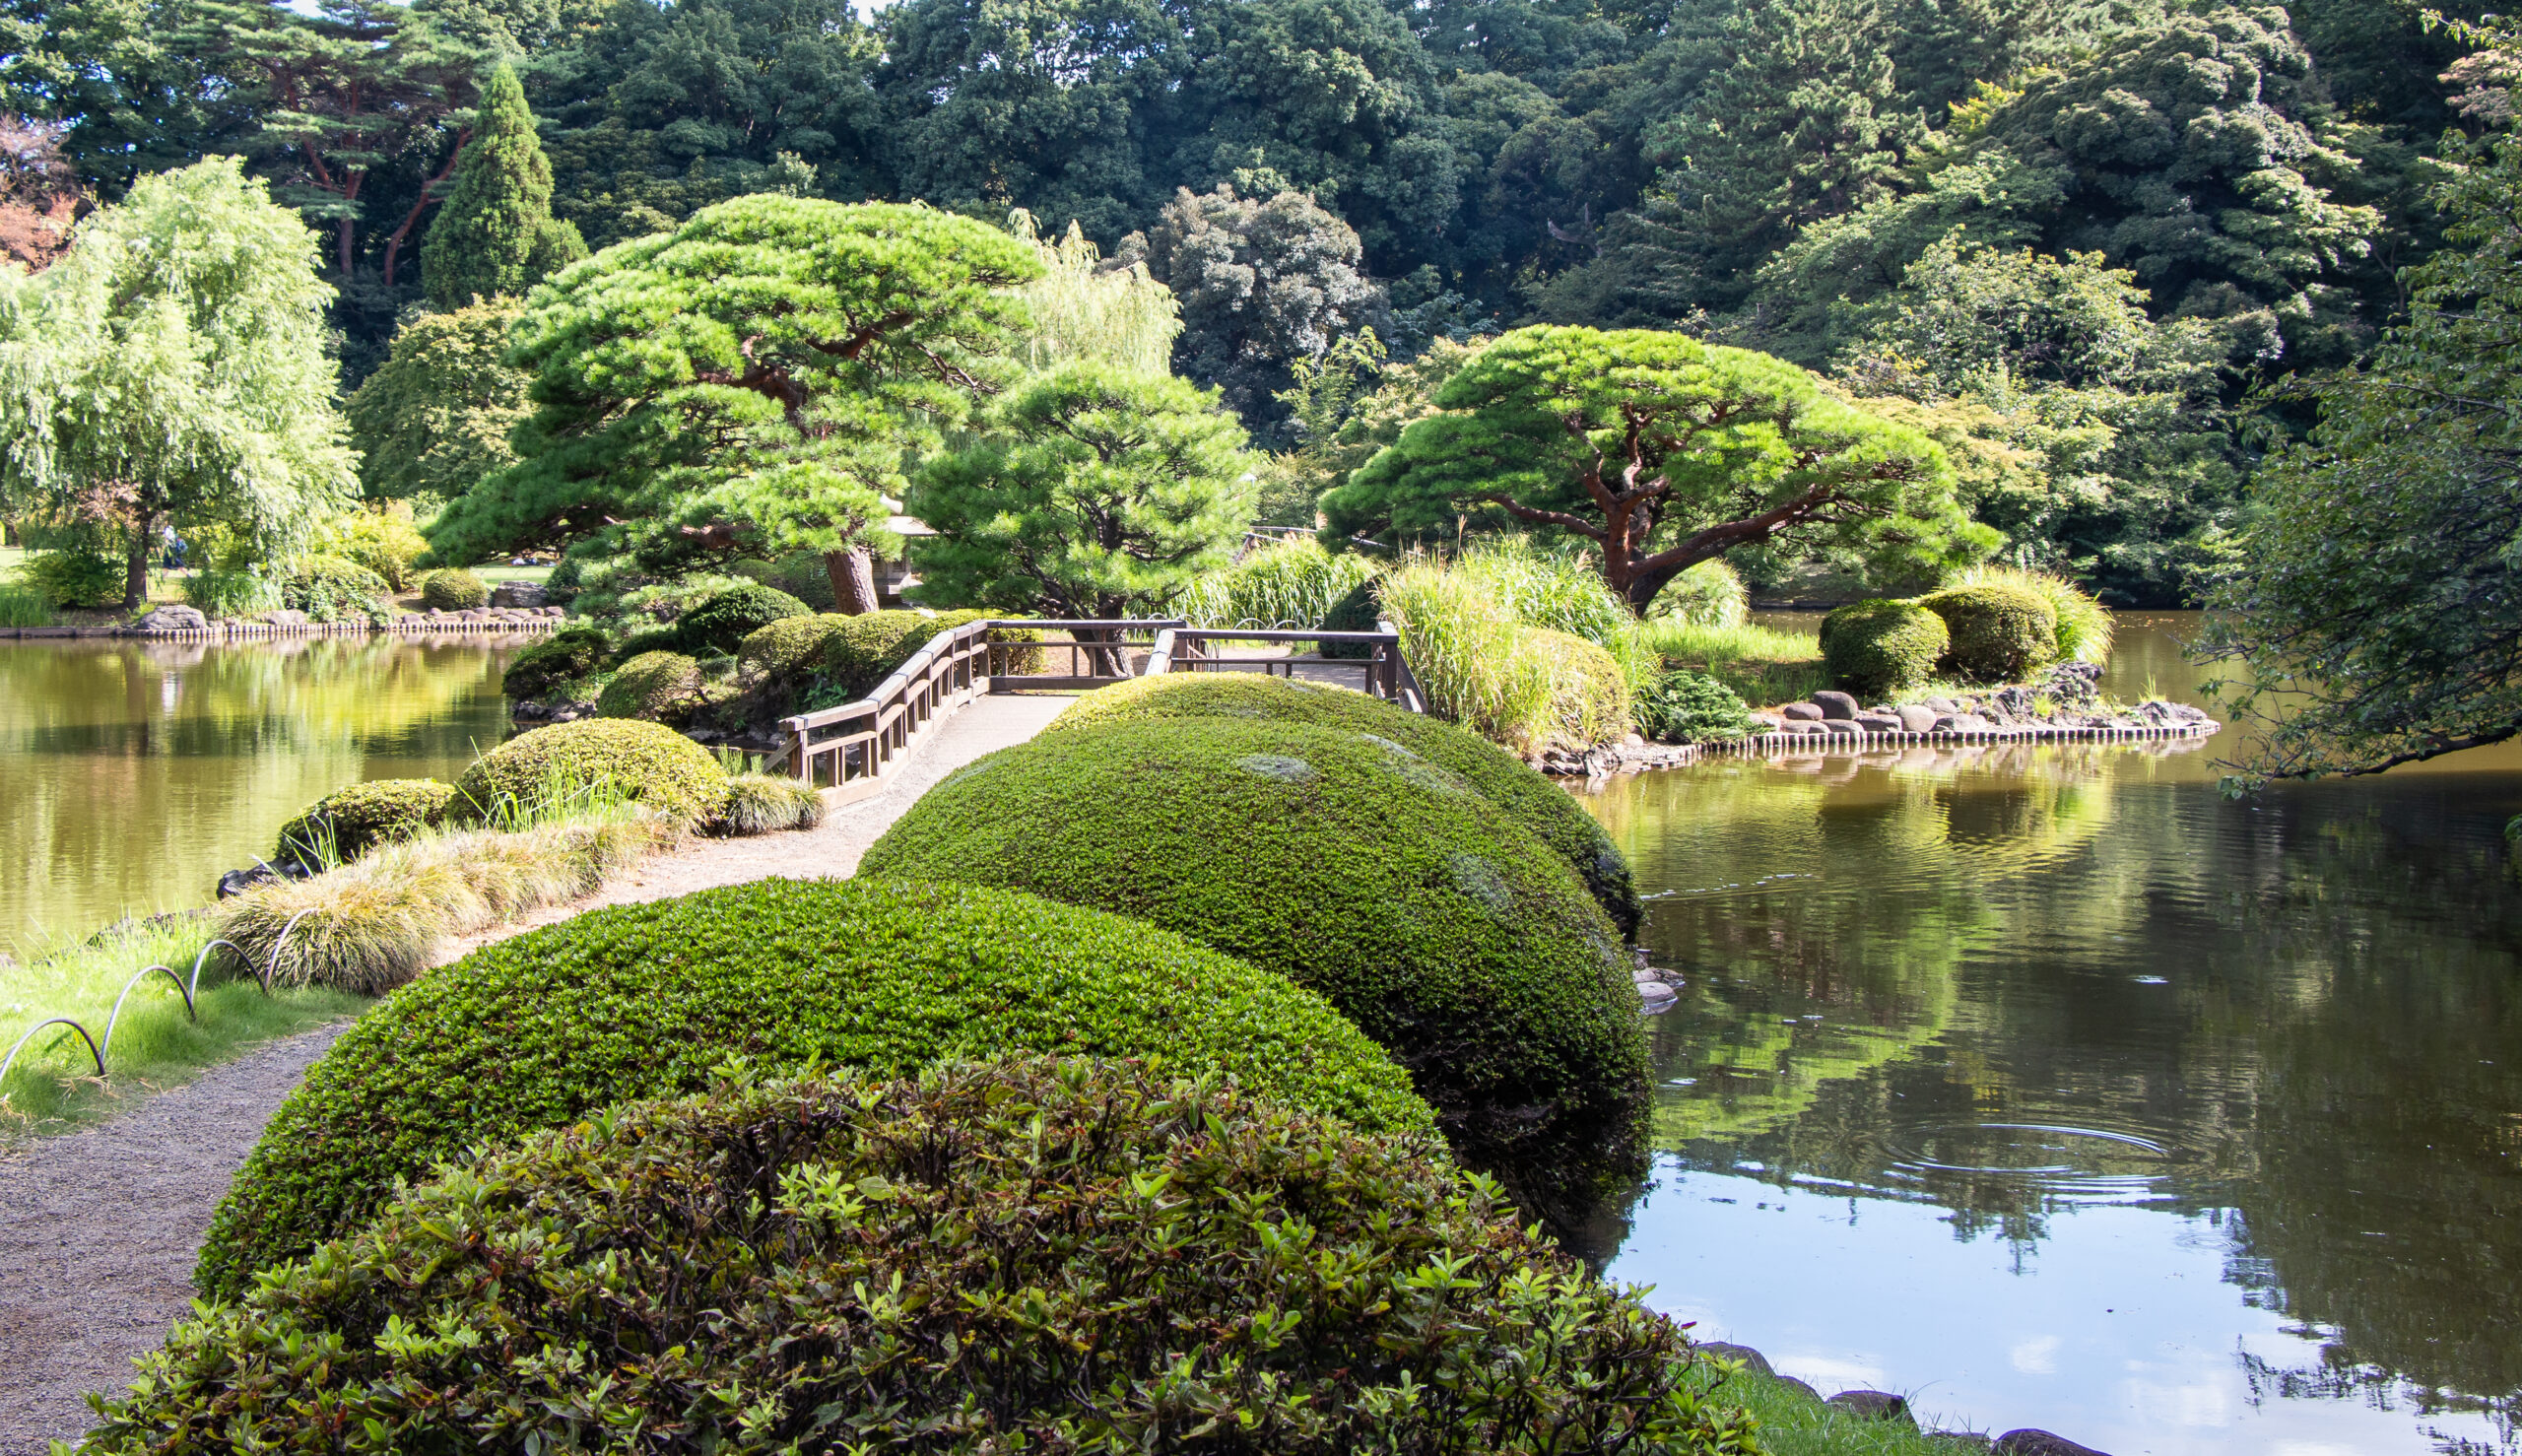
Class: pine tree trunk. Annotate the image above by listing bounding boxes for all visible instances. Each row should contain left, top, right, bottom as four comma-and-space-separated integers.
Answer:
826, 547, 881, 616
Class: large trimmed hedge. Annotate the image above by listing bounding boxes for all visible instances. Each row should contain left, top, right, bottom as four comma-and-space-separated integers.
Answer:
1821, 598, 1950, 697
1921, 582, 2059, 682
675, 581, 809, 655
137, 1062, 1755, 1456
273, 778, 455, 862
859, 717, 1649, 1205
452, 718, 727, 826
1042, 674, 1643, 934
594, 648, 702, 721
192, 879, 1432, 1296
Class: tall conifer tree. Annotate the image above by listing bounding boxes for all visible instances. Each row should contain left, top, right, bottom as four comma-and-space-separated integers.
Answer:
421, 62, 584, 310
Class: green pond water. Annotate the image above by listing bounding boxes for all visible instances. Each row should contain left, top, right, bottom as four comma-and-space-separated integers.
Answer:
0, 634, 529, 959
1585, 613, 2522, 1454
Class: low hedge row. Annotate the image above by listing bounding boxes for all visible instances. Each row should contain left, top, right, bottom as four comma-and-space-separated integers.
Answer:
137, 1061, 1754, 1456
193, 878, 1433, 1295
860, 715, 1651, 1210
1820, 598, 1950, 697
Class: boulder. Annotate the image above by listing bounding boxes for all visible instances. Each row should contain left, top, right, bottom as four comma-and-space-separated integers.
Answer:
1924, 696, 1960, 714
1776, 1376, 1824, 1402
1994, 1431, 2110, 1456
1936, 713, 1996, 732
1781, 701, 1825, 721
1812, 690, 1860, 720
217, 860, 312, 899
1896, 703, 1939, 733
491, 580, 549, 608
1826, 1390, 1915, 1426
1694, 1343, 1775, 1379
1855, 713, 1903, 733
134, 605, 208, 632
261, 609, 311, 628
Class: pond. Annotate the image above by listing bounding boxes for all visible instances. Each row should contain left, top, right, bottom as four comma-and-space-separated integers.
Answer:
0, 636, 528, 959
1582, 613, 2522, 1455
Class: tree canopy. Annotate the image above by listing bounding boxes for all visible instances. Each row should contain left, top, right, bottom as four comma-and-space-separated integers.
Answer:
344, 298, 531, 503
421, 61, 584, 310
424, 197, 1041, 608
1322, 325, 1987, 611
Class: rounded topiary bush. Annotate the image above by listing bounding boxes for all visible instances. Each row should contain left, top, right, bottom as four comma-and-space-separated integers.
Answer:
281, 555, 389, 623
147, 1061, 1755, 1456
451, 717, 726, 825
675, 581, 809, 655
1821, 598, 1950, 697
595, 648, 702, 721
498, 624, 607, 701
859, 717, 1649, 1204
1045, 674, 1642, 934
1921, 582, 2059, 682
273, 778, 456, 863
191, 879, 1433, 1294
419, 567, 490, 610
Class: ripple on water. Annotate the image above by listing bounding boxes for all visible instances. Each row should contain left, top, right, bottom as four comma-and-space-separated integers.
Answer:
1872, 1121, 2200, 1207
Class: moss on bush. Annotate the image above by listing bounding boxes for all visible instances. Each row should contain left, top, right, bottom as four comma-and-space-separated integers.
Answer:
675, 582, 808, 655
452, 718, 726, 826
134, 1060, 1754, 1456
595, 648, 702, 721
859, 717, 1649, 1207
1921, 582, 2059, 682
498, 625, 608, 701
191, 879, 1434, 1294
273, 779, 456, 863
1045, 674, 1642, 934
418, 567, 489, 610
1821, 598, 1950, 697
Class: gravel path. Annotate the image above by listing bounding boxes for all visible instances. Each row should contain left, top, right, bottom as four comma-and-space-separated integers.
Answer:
0, 1024, 347, 1453
0, 693, 1075, 1451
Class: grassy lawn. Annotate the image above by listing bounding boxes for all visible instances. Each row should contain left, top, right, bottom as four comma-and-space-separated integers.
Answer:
1688, 1365, 1990, 1455
1642, 618, 1830, 707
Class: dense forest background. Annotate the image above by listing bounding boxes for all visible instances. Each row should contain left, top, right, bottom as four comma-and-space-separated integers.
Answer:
0, 0, 2493, 603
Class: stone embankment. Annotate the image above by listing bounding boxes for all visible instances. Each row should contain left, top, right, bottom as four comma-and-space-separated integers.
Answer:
1697, 1341, 2112, 1455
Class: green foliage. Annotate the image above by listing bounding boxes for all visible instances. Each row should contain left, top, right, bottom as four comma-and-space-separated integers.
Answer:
275, 778, 456, 863
420, 62, 585, 310
1651, 559, 1751, 628
343, 301, 532, 504
1641, 618, 1832, 706
706, 772, 824, 834
1524, 627, 1633, 745
912, 362, 1262, 619
498, 625, 608, 701
418, 566, 488, 609
1007, 209, 1182, 377
1920, 580, 2057, 681
192, 879, 1435, 1293
860, 717, 1650, 1207
0, 578, 52, 627
739, 608, 1020, 706
0, 158, 356, 607
1634, 668, 1757, 744
594, 649, 703, 722
2203, 117, 2522, 779
1178, 536, 1382, 631
1378, 559, 1560, 752
1325, 326, 1988, 613
452, 717, 728, 826
1042, 673, 1643, 934
1954, 563, 2112, 664
312, 506, 430, 591
1820, 598, 1950, 697
177, 569, 278, 620
426, 199, 1042, 602
280, 555, 389, 624
143, 1059, 1755, 1456
672, 582, 809, 655
20, 547, 122, 608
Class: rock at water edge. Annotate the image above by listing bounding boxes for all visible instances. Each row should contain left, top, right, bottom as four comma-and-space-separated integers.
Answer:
1812, 690, 1860, 720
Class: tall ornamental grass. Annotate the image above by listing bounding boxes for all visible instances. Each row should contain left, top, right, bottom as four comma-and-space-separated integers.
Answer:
1177, 536, 1380, 630
0, 578, 52, 627
1649, 559, 1751, 628
1953, 563, 2114, 664
1379, 562, 1560, 752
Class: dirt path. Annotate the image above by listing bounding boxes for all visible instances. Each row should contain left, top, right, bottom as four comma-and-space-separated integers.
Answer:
0, 693, 1073, 1453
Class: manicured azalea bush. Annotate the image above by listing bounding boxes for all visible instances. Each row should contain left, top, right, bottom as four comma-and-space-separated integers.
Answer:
594, 648, 702, 721
1820, 598, 1950, 697
451, 718, 727, 826
673, 581, 808, 654
192, 880, 1432, 1294
419, 567, 489, 610
737, 609, 1042, 707
143, 1061, 1757, 1456
498, 625, 607, 701
1045, 674, 1642, 932
273, 778, 456, 863
860, 717, 1650, 1208
1921, 581, 2059, 682
1635, 669, 1756, 743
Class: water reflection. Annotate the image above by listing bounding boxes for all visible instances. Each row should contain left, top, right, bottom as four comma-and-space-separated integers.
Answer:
1587, 614, 2522, 1454
0, 636, 527, 956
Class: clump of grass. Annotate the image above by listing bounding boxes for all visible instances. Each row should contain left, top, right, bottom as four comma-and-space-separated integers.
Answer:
1952, 563, 2114, 664
1677, 1363, 1988, 1456
1177, 536, 1380, 630
1640, 618, 1830, 706
1379, 562, 1559, 752
710, 772, 825, 835
0, 578, 53, 628
0, 916, 362, 1138
1648, 559, 1751, 628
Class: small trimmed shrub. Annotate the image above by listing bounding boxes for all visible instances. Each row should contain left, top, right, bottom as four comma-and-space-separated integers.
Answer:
595, 648, 703, 721
1956, 563, 2114, 664
1820, 598, 1950, 697
860, 717, 1649, 1207
24, 548, 123, 609
1525, 626, 1631, 746
452, 718, 727, 826
1635, 669, 1755, 743
1044, 674, 1642, 933
192, 879, 1435, 1293
742, 609, 1041, 705
543, 554, 585, 604
708, 771, 824, 833
419, 566, 490, 610
674, 581, 809, 654
498, 625, 608, 701
134, 1061, 1754, 1456
281, 555, 390, 623
1921, 581, 2059, 682
274, 778, 456, 863
607, 625, 685, 664
179, 568, 278, 620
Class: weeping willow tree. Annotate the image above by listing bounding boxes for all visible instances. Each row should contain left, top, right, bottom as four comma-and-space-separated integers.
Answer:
1007, 210, 1180, 377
